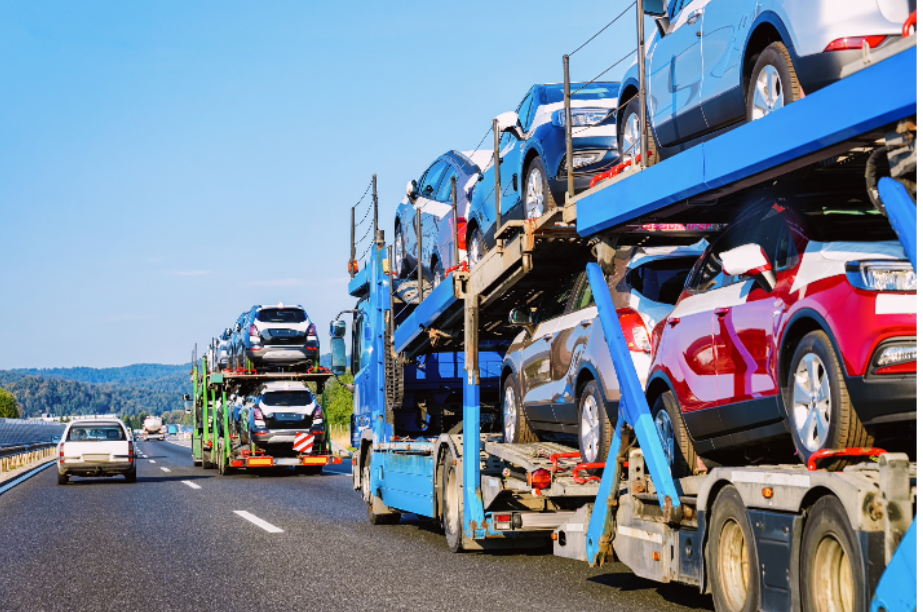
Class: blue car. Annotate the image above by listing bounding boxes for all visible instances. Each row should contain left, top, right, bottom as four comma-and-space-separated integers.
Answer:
466, 82, 621, 263
394, 150, 491, 284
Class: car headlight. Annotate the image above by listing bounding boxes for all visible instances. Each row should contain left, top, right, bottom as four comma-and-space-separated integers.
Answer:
846, 260, 916, 292
552, 109, 610, 128
572, 150, 606, 169
875, 344, 916, 367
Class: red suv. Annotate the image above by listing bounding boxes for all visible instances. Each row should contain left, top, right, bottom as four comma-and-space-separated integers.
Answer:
646, 196, 916, 472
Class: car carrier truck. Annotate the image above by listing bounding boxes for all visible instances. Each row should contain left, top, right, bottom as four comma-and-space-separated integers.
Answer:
331, 31, 916, 612
189, 357, 342, 474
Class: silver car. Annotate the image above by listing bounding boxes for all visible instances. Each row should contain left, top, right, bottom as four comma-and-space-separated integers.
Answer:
617, 0, 914, 158
230, 304, 319, 371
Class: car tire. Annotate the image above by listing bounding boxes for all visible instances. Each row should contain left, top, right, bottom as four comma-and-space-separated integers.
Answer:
619, 96, 659, 164
394, 223, 408, 278
125, 467, 137, 483
577, 380, 613, 465
785, 331, 872, 469
467, 224, 486, 267
502, 375, 537, 444
652, 390, 699, 477
746, 41, 802, 122
800, 495, 864, 612
523, 157, 554, 219
362, 449, 401, 525
708, 486, 759, 612
57, 472, 69, 485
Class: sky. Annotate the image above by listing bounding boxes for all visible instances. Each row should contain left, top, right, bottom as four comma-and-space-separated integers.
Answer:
0, 0, 640, 369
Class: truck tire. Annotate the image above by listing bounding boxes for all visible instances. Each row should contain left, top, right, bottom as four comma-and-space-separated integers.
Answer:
362, 450, 400, 525
442, 458, 469, 553
57, 472, 68, 485
707, 486, 759, 612
800, 495, 863, 612
125, 467, 137, 483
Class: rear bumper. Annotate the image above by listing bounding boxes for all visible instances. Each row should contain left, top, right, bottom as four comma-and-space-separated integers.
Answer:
59, 460, 134, 476
246, 346, 317, 366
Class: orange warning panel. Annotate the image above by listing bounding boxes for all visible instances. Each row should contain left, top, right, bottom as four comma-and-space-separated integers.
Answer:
247, 457, 274, 467
302, 457, 327, 465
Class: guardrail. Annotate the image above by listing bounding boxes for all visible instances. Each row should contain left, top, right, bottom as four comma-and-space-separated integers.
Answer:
0, 418, 65, 448
0, 444, 56, 474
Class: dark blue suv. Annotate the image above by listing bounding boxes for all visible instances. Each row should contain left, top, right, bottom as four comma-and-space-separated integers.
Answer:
466, 82, 620, 262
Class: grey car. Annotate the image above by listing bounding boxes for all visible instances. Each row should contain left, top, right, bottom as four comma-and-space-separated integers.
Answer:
500, 242, 704, 465
230, 304, 319, 371
616, 0, 914, 158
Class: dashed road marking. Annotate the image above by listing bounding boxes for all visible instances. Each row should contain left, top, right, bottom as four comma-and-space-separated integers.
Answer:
160, 467, 171, 473
149, 460, 156, 464
181, 480, 201, 490
234, 511, 284, 533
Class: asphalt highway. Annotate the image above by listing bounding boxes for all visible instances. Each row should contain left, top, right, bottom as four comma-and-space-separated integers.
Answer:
0, 439, 715, 612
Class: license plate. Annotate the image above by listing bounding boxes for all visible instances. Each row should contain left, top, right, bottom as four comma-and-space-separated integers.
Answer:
273, 329, 295, 336
274, 413, 301, 421
84, 454, 110, 462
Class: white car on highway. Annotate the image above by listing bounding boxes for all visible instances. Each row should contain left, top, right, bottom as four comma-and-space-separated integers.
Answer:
55, 418, 136, 485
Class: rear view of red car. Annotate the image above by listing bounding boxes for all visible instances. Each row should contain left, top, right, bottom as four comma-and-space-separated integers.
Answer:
646, 195, 916, 472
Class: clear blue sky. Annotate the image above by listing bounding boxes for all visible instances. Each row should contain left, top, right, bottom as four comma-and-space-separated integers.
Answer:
0, 0, 639, 368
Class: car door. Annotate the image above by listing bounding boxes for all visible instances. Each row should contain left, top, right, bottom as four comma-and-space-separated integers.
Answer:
712, 208, 793, 412
647, 0, 708, 147
433, 162, 461, 270
497, 88, 535, 225
410, 161, 449, 272
549, 272, 598, 426
519, 274, 576, 424
700, 0, 756, 129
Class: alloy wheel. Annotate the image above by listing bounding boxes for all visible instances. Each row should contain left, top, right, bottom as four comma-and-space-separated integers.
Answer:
621, 112, 640, 157
580, 394, 600, 461
751, 65, 784, 120
395, 230, 405, 265
792, 352, 832, 452
469, 232, 483, 266
503, 385, 517, 443
525, 168, 545, 219
653, 408, 675, 466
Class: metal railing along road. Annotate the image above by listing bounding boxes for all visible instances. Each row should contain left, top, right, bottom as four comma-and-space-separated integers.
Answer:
0, 418, 65, 448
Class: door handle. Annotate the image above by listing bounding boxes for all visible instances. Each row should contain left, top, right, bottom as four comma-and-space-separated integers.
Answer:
667, 317, 680, 327
579, 319, 593, 328
687, 9, 703, 25
714, 308, 730, 316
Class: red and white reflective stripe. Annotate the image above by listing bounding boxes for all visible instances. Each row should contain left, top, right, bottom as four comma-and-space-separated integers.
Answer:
294, 432, 314, 454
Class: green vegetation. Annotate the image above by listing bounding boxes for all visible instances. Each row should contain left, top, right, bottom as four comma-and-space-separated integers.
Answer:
0, 386, 20, 418
322, 373, 354, 427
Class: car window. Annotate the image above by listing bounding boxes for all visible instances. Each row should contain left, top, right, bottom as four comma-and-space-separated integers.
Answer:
420, 161, 449, 199
68, 425, 126, 441
257, 308, 307, 323
542, 83, 619, 103
436, 168, 458, 203
539, 272, 580, 322
571, 273, 595, 311
261, 391, 314, 406
687, 230, 735, 293
517, 90, 535, 132
628, 256, 699, 304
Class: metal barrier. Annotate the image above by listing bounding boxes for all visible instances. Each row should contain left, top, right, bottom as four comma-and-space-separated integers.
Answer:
0, 418, 65, 448
0, 444, 56, 474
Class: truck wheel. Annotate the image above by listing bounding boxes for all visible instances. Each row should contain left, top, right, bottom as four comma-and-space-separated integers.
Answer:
57, 472, 69, 485
301, 465, 323, 476
708, 486, 759, 612
361, 450, 400, 525
502, 375, 537, 444
800, 496, 863, 612
442, 459, 468, 553
125, 467, 137, 483
785, 331, 871, 469
577, 380, 612, 465
652, 391, 698, 477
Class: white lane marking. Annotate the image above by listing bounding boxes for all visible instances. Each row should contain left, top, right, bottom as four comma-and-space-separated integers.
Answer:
0, 461, 56, 496
149, 460, 156, 464
181, 480, 201, 489
234, 511, 284, 533
141, 455, 148, 458
160, 467, 171, 473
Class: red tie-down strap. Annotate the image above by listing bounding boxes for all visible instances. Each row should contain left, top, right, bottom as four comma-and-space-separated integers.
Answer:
807, 447, 887, 471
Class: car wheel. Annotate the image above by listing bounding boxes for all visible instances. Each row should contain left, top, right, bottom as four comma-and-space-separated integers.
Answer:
800, 496, 863, 612
577, 380, 612, 465
747, 41, 802, 121
394, 223, 408, 277
502, 375, 537, 444
57, 472, 69, 485
467, 224, 486, 267
619, 96, 659, 164
708, 486, 759, 612
125, 467, 137, 483
524, 157, 553, 219
786, 331, 871, 469
431, 257, 444, 288
651, 390, 698, 477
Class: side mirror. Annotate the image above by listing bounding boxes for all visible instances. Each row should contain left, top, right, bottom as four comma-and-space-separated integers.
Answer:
52, 435, 61, 444
406, 180, 418, 201
330, 320, 346, 339
495, 111, 525, 141
509, 308, 534, 327
331, 336, 348, 376
719, 243, 776, 291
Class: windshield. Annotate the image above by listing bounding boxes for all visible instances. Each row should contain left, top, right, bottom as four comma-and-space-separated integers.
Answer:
542, 83, 619, 104
257, 308, 307, 323
68, 425, 126, 441
795, 196, 897, 242
261, 391, 314, 407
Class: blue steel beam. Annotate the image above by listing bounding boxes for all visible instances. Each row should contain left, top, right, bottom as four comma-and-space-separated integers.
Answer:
584, 262, 680, 564
393, 274, 459, 354
878, 177, 917, 269
462, 294, 487, 539
578, 48, 916, 236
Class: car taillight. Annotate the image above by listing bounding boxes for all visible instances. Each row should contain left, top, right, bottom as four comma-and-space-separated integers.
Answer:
254, 407, 264, 420
824, 35, 886, 52
249, 324, 259, 337
307, 323, 317, 336
617, 309, 652, 353
457, 218, 468, 251
59, 445, 64, 463
529, 468, 552, 490
129, 441, 134, 461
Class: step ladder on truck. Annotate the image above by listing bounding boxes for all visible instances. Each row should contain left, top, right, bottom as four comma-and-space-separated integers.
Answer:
189, 356, 343, 474
330, 35, 917, 612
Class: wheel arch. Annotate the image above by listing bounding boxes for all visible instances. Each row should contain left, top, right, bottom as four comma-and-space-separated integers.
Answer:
778, 309, 849, 396
645, 372, 677, 409
741, 13, 794, 95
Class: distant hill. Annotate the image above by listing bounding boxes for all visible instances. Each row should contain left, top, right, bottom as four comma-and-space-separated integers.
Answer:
0, 364, 190, 419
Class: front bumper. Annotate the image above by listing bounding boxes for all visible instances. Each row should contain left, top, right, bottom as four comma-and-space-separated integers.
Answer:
845, 372, 916, 427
